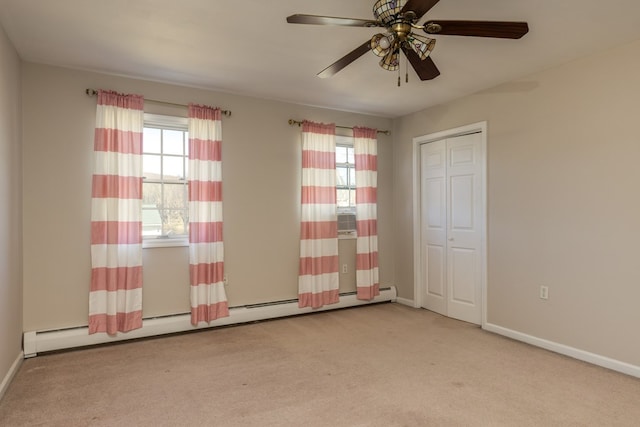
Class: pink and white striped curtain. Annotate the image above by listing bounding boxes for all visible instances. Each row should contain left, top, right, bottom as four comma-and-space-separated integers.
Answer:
354, 127, 380, 300
298, 121, 340, 308
89, 90, 144, 334
188, 104, 229, 325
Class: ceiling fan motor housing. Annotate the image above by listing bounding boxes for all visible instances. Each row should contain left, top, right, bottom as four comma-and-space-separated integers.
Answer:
392, 22, 413, 41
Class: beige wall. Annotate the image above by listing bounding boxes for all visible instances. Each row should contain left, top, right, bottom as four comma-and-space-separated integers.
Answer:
0, 24, 22, 388
393, 39, 640, 366
21, 63, 393, 331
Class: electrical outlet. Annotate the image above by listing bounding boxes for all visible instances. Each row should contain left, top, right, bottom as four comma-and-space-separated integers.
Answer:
342, 264, 348, 274
539, 285, 549, 300
223, 275, 228, 286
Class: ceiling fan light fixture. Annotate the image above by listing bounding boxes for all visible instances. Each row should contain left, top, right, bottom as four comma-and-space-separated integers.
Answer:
407, 34, 436, 60
379, 35, 392, 49
371, 33, 395, 57
379, 50, 400, 71
372, 0, 407, 25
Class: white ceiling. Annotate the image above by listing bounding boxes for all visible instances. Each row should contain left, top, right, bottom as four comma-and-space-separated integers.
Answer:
2, 0, 640, 118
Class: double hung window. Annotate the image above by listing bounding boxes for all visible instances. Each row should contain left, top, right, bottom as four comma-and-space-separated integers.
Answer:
336, 136, 356, 235
142, 114, 189, 246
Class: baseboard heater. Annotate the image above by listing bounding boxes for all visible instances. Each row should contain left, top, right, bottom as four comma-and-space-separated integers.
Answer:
23, 286, 396, 357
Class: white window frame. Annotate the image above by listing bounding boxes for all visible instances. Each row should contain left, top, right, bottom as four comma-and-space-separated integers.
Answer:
336, 135, 357, 239
336, 136, 356, 213
142, 113, 190, 249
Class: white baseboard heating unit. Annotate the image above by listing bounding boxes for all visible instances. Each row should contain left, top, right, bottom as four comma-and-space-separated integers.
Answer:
23, 286, 396, 357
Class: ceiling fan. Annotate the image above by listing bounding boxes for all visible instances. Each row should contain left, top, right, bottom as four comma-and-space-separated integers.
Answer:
287, 0, 529, 82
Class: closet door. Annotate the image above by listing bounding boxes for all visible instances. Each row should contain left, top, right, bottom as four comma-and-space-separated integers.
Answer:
420, 133, 483, 325
420, 139, 447, 317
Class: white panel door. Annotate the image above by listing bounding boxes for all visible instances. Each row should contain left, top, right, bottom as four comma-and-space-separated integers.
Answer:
420, 140, 447, 317
446, 134, 483, 324
420, 132, 484, 325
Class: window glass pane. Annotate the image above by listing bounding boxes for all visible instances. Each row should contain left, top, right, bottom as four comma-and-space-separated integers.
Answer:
143, 154, 161, 179
347, 147, 354, 164
349, 189, 356, 206
162, 209, 188, 236
143, 128, 161, 154
142, 206, 163, 237
349, 167, 356, 186
163, 129, 184, 155
336, 167, 348, 186
337, 189, 350, 207
336, 146, 347, 164
142, 182, 162, 208
164, 183, 187, 210
163, 156, 184, 180
184, 132, 190, 156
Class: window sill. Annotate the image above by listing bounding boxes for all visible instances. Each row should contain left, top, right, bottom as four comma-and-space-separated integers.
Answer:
143, 237, 189, 249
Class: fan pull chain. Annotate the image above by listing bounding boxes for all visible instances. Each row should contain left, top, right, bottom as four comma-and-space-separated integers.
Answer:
397, 65, 401, 87
406, 56, 409, 84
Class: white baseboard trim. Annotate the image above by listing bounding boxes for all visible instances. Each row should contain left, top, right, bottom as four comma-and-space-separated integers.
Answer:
395, 297, 416, 308
0, 351, 23, 401
484, 322, 640, 379
24, 287, 397, 357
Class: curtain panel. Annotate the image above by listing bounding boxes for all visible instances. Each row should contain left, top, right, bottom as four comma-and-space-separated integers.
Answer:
354, 127, 380, 300
188, 104, 229, 325
298, 121, 340, 308
89, 90, 144, 334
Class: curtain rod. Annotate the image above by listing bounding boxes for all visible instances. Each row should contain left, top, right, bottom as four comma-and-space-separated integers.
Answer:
85, 89, 231, 117
288, 119, 389, 135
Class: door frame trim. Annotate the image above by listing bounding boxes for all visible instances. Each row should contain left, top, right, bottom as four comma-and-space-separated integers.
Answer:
412, 121, 488, 326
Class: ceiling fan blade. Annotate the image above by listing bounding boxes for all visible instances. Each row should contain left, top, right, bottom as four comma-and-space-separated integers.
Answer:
401, 0, 441, 21
286, 14, 382, 27
424, 20, 529, 39
401, 45, 440, 80
318, 41, 372, 78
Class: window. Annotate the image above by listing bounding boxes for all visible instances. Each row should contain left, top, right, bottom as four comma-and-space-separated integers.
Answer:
336, 137, 355, 212
336, 136, 357, 237
142, 114, 189, 246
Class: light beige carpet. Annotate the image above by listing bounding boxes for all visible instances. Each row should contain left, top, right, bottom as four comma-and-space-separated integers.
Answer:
1, 303, 639, 426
